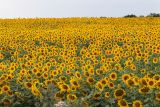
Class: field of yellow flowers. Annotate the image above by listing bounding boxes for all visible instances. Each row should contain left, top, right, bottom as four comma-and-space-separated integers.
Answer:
0, 18, 160, 107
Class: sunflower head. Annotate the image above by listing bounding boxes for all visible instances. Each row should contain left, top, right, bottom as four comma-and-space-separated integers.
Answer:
118, 99, 129, 107
132, 100, 143, 107
155, 92, 160, 101
67, 94, 77, 102
109, 72, 117, 81
114, 88, 126, 99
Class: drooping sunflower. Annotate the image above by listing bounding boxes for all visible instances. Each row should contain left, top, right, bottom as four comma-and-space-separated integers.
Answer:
54, 92, 64, 99
155, 92, 160, 101
2, 98, 12, 106
31, 86, 42, 97
93, 92, 101, 100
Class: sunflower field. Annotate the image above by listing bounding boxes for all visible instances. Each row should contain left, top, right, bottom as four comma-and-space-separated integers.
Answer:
0, 18, 160, 107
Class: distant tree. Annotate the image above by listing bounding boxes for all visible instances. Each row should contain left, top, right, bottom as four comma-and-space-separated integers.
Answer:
124, 14, 137, 18
139, 15, 145, 17
147, 13, 160, 17
100, 16, 107, 18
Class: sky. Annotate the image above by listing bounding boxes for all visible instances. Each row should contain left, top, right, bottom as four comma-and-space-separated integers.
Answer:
0, 0, 159, 18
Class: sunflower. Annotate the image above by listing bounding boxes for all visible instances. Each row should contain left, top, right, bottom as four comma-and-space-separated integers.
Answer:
147, 79, 155, 88
122, 74, 130, 83
130, 64, 137, 71
70, 86, 77, 92
139, 86, 150, 94
153, 75, 160, 81
83, 71, 90, 77
132, 100, 143, 107
156, 81, 160, 89
51, 70, 59, 77
75, 71, 82, 79
54, 92, 64, 99
2, 98, 12, 106
114, 88, 126, 99
96, 82, 104, 91
153, 57, 159, 64
118, 99, 129, 107
25, 82, 32, 89
0, 88, 2, 94
36, 72, 42, 78
140, 78, 148, 86
96, 69, 104, 75
42, 72, 48, 79
59, 76, 67, 82
67, 94, 77, 102
70, 79, 80, 88
88, 68, 94, 75
108, 82, 115, 89
155, 92, 160, 101
100, 79, 108, 87
7, 91, 13, 96
87, 77, 95, 85
105, 92, 110, 99
59, 84, 70, 92
31, 86, 42, 97
109, 72, 117, 81
2, 85, 10, 93
126, 79, 135, 87
93, 93, 101, 100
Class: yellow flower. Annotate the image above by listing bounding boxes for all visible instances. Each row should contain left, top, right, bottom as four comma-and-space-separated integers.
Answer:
2, 85, 10, 93
155, 92, 160, 101
59, 84, 70, 92
96, 82, 104, 91
93, 93, 101, 100
70, 79, 80, 88
153, 57, 159, 64
132, 100, 143, 107
67, 94, 77, 102
25, 82, 32, 89
118, 99, 129, 107
87, 77, 95, 85
105, 92, 110, 99
114, 88, 126, 99
109, 72, 117, 81
139, 86, 150, 94
122, 74, 130, 83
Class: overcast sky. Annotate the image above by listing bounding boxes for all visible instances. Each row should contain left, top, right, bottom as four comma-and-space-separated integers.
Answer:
0, 0, 159, 18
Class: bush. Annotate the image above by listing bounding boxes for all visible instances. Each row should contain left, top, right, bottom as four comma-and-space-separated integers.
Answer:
124, 14, 137, 18
147, 13, 160, 17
